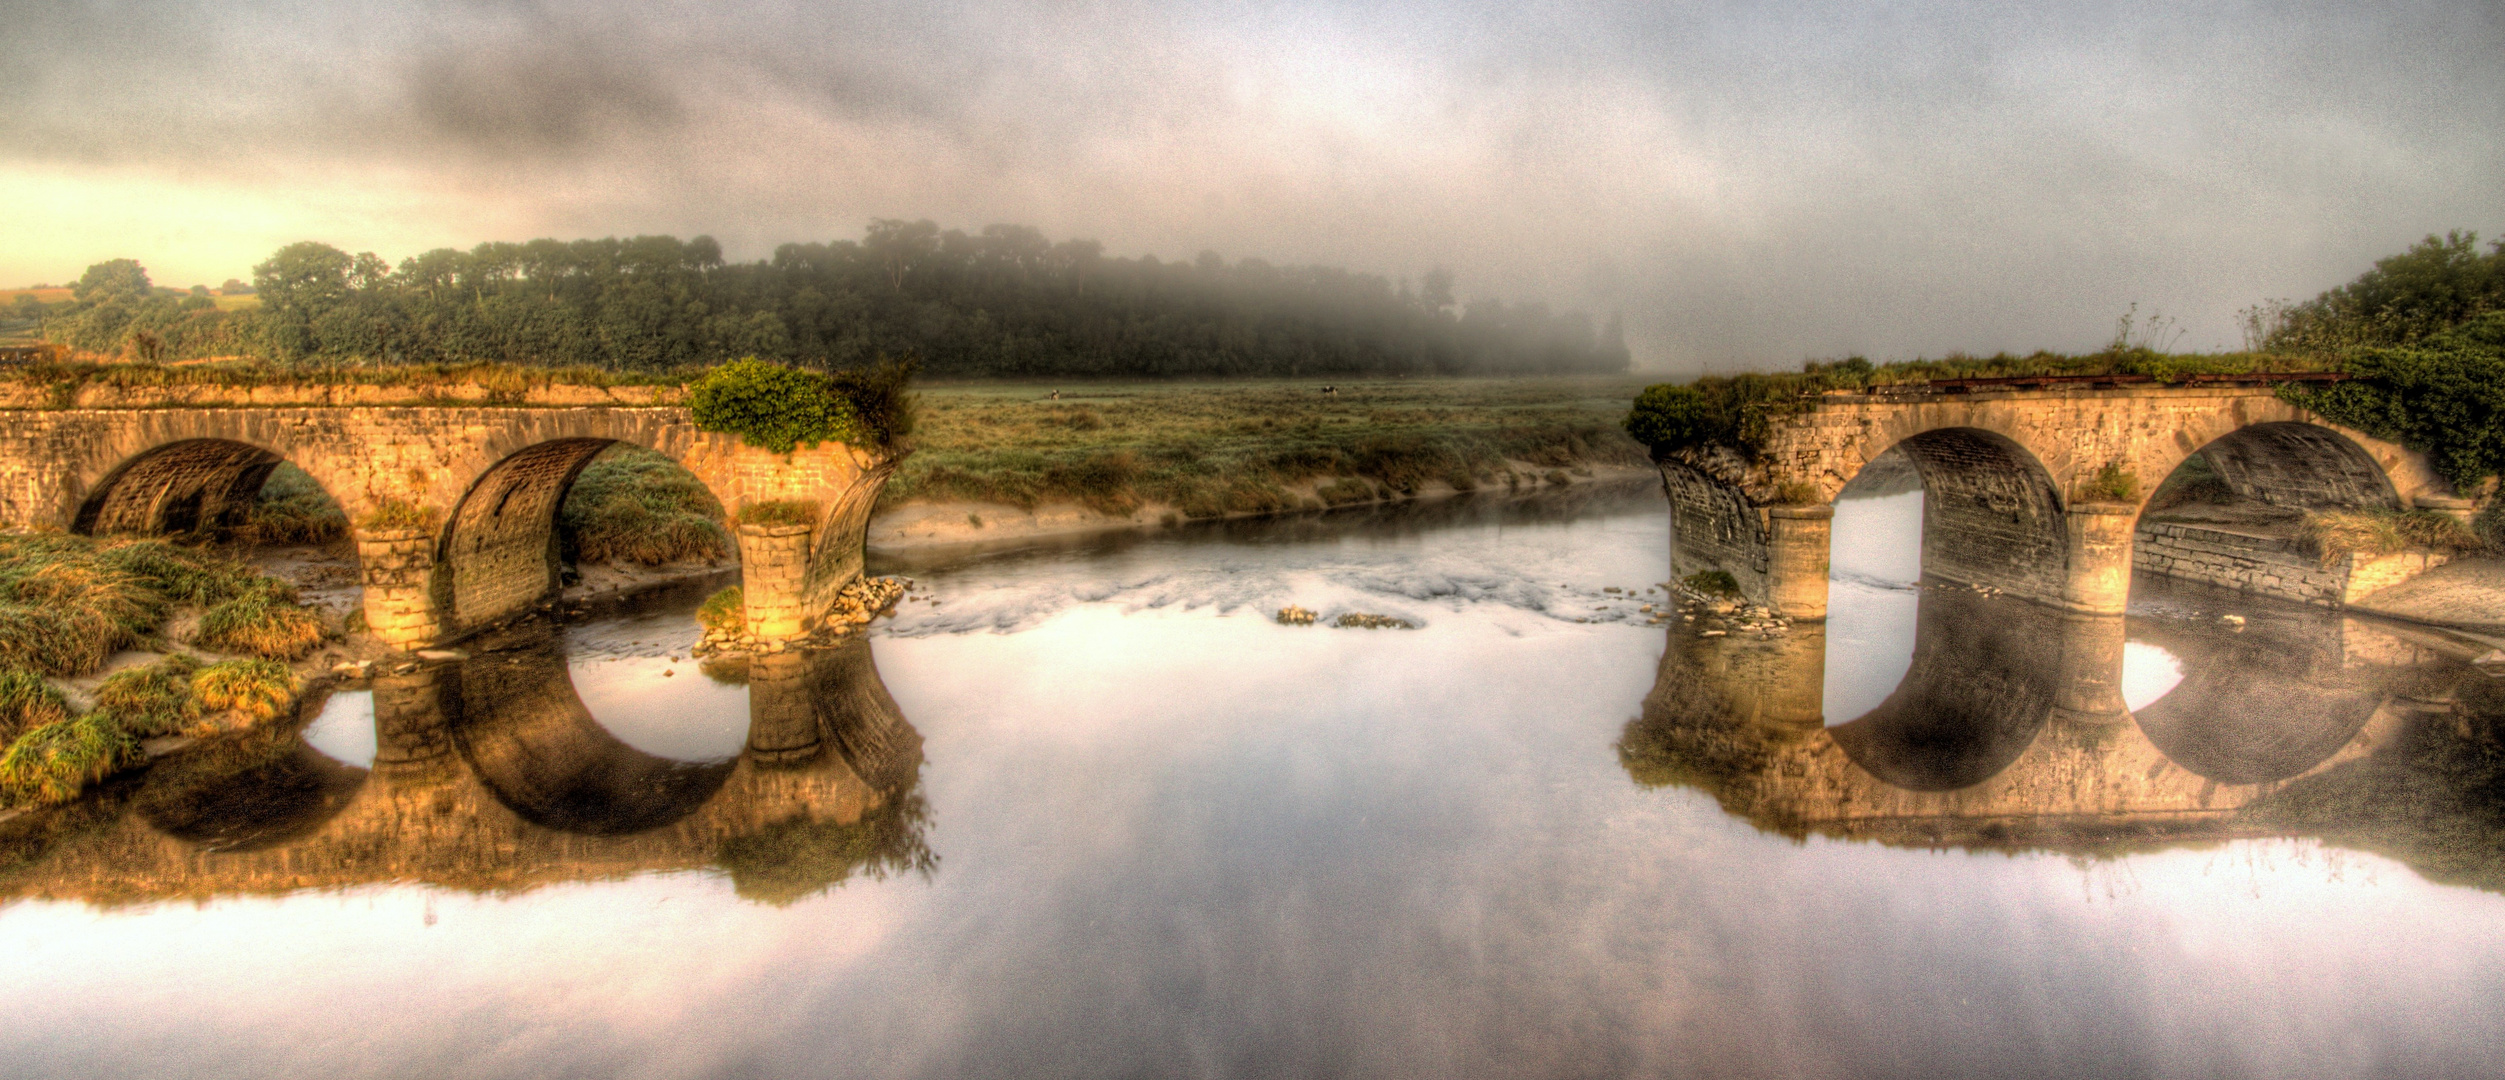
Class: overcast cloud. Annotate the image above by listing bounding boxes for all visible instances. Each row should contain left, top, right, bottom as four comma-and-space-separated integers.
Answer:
3, 0, 2499, 371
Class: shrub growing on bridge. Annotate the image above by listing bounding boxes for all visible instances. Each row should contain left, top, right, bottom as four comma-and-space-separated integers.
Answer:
2278, 312, 2505, 495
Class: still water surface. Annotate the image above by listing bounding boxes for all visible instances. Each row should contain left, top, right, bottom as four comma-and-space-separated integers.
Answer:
5, 482, 2505, 1078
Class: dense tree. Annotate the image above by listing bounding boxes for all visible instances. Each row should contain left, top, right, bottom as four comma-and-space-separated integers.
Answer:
38, 224, 1629, 377
71, 259, 151, 305
2253, 231, 2505, 352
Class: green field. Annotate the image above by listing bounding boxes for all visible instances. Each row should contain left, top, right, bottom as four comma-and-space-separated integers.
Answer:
885, 376, 1655, 517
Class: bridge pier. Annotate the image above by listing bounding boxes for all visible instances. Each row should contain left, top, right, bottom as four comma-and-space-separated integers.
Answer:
735, 523, 815, 640
356, 527, 445, 651
1765, 505, 1834, 621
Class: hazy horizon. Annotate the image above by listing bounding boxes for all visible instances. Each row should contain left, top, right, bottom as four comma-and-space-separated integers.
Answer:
6, 0, 2499, 373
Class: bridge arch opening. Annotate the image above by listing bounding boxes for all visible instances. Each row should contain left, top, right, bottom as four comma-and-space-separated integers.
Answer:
2133, 421, 2416, 608
439, 439, 737, 635
72, 437, 364, 622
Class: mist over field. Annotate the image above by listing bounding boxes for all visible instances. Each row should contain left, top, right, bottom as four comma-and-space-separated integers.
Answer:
4, 0, 2499, 371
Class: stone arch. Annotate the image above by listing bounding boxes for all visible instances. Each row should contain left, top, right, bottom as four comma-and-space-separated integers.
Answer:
2131, 420, 2440, 607
1855, 426, 2070, 604
2185, 421, 2399, 511
72, 436, 356, 539
434, 436, 739, 635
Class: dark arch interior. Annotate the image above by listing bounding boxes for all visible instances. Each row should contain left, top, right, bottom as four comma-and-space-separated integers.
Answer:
440, 439, 736, 634
1856, 428, 2069, 601
2141, 422, 2398, 536
77, 439, 290, 537
135, 730, 370, 852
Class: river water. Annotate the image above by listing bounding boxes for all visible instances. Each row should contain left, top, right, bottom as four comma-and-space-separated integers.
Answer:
5, 482, 2505, 1078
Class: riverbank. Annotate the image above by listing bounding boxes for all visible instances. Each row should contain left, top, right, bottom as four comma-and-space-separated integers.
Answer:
881, 376, 1652, 522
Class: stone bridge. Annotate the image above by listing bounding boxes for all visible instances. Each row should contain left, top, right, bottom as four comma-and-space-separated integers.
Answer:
0, 396, 897, 648
1654, 380, 2466, 621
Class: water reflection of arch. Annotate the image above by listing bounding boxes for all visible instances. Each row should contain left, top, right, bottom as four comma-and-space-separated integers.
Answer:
1620, 588, 2429, 847
1826, 583, 2063, 790
2125, 593, 2441, 784
449, 633, 738, 835
0, 635, 929, 904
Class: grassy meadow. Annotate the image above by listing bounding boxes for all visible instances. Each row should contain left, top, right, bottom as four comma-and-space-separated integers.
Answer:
884, 376, 1656, 518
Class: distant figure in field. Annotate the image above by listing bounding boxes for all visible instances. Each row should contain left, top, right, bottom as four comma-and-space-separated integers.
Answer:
1322, 386, 1337, 397
1049, 390, 1060, 400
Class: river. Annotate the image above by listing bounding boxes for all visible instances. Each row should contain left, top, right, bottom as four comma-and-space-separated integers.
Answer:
4, 480, 2503, 1078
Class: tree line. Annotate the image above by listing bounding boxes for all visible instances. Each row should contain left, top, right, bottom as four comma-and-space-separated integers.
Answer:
24, 223, 1630, 377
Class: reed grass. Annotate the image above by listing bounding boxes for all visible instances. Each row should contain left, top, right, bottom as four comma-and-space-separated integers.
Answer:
190, 659, 297, 724
0, 667, 70, 747
0, 714, 139, 806
91, 656, 201, 738
196, 591, 328, 659
2299, 507, 2486, 566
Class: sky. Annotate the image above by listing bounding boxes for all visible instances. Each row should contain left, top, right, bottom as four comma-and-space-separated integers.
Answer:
3, 0, 2499, 373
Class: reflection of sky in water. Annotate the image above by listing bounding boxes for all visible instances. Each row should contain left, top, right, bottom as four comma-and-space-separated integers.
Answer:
5, 488, 2503, 1076
2122, 641, 2188, 711
300, 689, 376, 768
568, 656, 750, 763
1825, 489, 1923, 723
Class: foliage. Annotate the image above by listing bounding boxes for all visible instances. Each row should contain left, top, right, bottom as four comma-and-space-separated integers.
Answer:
356, 498, 441, 532
697, 587, 745, 635
0, 714, 139, 806
2279, 312, 2505, 493
189, 659, 297, 724
2250, 231, 2505, 353
0, 668, 71, 748
734, 500, 822, 527
688, 357, 867, 452
558, 445, 729, 565
2146, 452, 2235, 511
713, 792, 937, 904
91, 656, 202, 739
37, 224, 1628, 377
2081, 462, 2139, 503
2297, 508, 2486, 567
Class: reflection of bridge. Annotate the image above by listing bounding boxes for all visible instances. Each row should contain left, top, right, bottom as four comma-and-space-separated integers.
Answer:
0, 395, 895, 647
1620, 582, 2462, 847
0, 635, 928, 906
1656, 383, 2463, 620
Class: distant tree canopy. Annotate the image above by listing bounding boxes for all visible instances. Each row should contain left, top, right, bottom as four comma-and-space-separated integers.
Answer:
2250, 230, 2505, 352
32, 223, 1629, 377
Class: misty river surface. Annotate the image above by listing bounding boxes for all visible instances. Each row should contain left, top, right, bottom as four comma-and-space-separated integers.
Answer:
7, 482, 2505, 1078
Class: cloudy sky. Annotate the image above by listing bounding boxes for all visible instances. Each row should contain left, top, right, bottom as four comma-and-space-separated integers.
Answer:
4, 0, 2498, 371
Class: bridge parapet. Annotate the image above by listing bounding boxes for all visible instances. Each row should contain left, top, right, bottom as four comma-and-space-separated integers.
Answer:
0, 404, 899, 649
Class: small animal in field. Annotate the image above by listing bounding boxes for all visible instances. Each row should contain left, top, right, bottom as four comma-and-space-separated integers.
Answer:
1321, 385, 1337, 397
1049, 390, 1061, 400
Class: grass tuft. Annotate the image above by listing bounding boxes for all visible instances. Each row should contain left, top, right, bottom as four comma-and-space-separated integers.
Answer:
91, 656, 201, 738
698, 587, 745, 635
735, 500, 820, 528
236, 463, 348, 544
0, 714, 140, 806
2300, 507, 2486, 567
196, 591, 328, 659
190, 658, 297, 724
0, 667, 71, 747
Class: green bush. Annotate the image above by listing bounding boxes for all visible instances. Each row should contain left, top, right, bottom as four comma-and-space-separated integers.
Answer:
2280, 312, 2505, 493
197, 591, 328, 659
689, 358, 867, 453
0, 714, 139, 806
